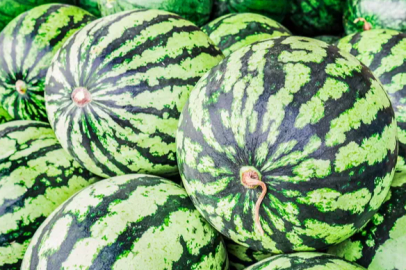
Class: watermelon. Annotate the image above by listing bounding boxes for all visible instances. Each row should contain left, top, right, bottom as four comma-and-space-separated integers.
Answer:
336, 29, 406, 173
287, 0, 345, 36
177, 36, 398, 253
211, 0, 289, 22
0, 106, 12, 123
202, 13, 291, 56
344, 0, 406, 34
246, 252, 365, 270
0, 4, 95, 122
328, 174, 406, 269
45, 9, 224, 178
21, 174, 229, 269
226, 239, 271, 270
74, 0, 101, 16
98, 0, 212, 26
314, 35, 341, 45
0, 120, 99, 270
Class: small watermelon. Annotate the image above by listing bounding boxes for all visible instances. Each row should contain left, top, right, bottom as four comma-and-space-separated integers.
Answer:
344, 0, 406, 34
0, 4, 95, 122
0, 106, 12, 123
226, 239, 272, 270
328, 173, 406, 270
246, 253, 365, 270
202, 13, 291, 56
0, 120, 100, 270
45, 9, 224, 178
287, 0, 345, 36
98, 0, 212, 26
211, 0, 290, 22
177, 36, 398, 253
336, 29, 406, 173
314, 35, 341, 45
74, 0, 101, 16
21, 174, 229, 270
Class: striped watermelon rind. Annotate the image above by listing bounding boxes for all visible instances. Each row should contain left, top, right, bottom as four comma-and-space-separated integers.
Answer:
0, 106, 12, 123
226, 239, 272, 270
0, 120, 100, 270
22, 174, 229, 269
0, 4, 95, 122
177, 36, 398, 253
45, 9, 224, 178
202, 13, 291, 56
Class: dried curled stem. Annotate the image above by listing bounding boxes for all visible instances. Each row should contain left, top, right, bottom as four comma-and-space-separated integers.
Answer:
354, 18, 372, 31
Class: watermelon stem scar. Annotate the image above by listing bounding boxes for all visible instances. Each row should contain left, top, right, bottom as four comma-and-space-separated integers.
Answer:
240, 166, 267, 235
353, 18, 372, 31
15, 80, 27, 95
71, 87, 92, 107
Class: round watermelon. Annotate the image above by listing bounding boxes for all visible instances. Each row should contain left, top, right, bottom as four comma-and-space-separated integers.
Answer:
45, 9, 224, 178
202, 13, 291, 56
74, 0, 100, 16
336, 29, 406, 173
344, 0, 406, 34
21, 174, 229, 269
0, 106, 12, 123
314, 35, 341, 45
0, 4, 95, 122
211, 0, 290, 22
287, 0, 345, 36
177, 36, 398, 253
246, 253, 365, 270
98, 0, 212, 26
0, 120, 100, 270
328, 174, 406, 270
226, 239, 271, 270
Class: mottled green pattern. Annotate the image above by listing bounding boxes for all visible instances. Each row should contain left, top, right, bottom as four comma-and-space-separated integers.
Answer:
98, 0, 212, 26
211, 0, 290, 22
177, 36, 397, 253
344, 0, 406, 34
45, 9, 224, 178
337, 29, 406, 173
0, 120, 99, 270
314, 35, 341, 45
288, 0, 344, 36
202, 13, 291, 56
22, 175, 229, 270
0, 106, 12, 124
75, 0, 100, 16
226, 239, 272, 270
246, 253, 365, 270
0, 4, 95, 122
328, 174, 406, 269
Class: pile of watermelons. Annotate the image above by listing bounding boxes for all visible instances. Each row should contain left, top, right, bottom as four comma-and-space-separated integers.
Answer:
1, 0, 406, 269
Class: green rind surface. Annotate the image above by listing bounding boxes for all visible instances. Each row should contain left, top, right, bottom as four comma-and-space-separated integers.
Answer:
0, 120, 100, 270
75, 0, 101, 17
226, 239, 272, 270
246, 252, 365, 270
344, 0, 406, 34
98, 0, 212, 26
328, 174, 406, 269
337, 29, 406, 174
177, 36, 397, 253
0, 106, 12, 124
314, 35, 341, 45
45, 9, 224, 178
202, 13, 291, 56
0, 4, 95, 122
21, 174, 229, 270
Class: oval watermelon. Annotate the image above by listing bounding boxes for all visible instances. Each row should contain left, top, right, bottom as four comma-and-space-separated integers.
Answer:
336, 29, 406, 173
328, 174, 406, 269
344, 0, 406, 34
202, 13, 291, 56
177, 36, 398, 253
21, 174, 229, 269
98, 0, 212, 26
45, 9, 224, 178
246, 252, 365, 270
226, 239, 271, 270
0, 120, 100, 270
0, 106, 12, 124
0, 4, 95, 122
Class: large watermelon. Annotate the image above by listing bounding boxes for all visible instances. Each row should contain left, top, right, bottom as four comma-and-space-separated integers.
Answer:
226, 239, 271, 270
336, 29, 406, 173
21, 174, 229, 269
0, 4, 95, 122
246, 253, 365, 270
211, 0, 290, 22
0, 106, 12, 123
45, 9, 224, 178
328, 174, 406, 269
202, 13, 291, 56
177, 36, 398, 253
287, 0, 345, 36
98, 0, 212, 26
344, 0, 406, 34
0, 120, 99, 270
